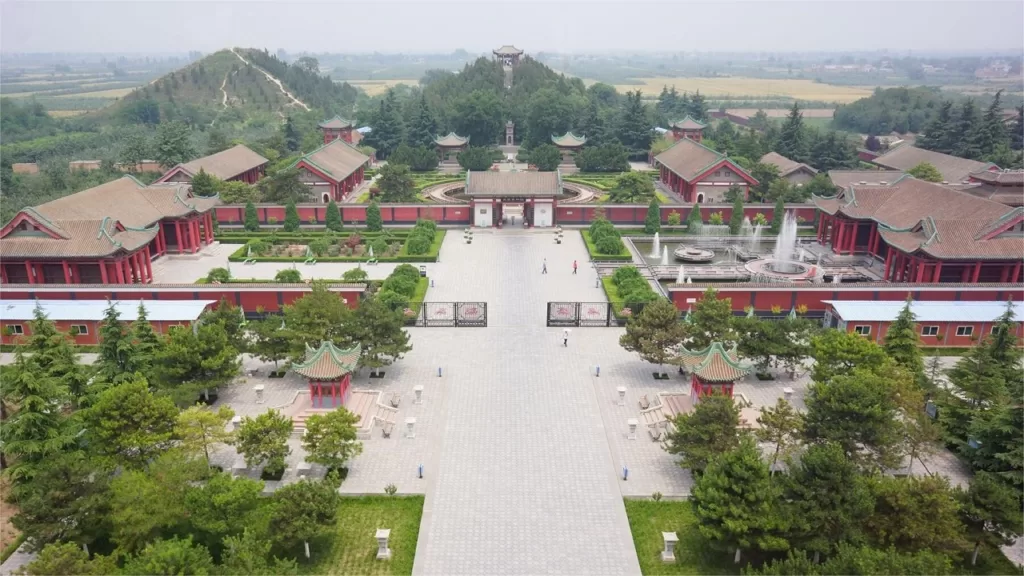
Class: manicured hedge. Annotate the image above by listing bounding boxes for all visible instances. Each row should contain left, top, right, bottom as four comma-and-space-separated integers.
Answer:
581, 230, 631, 261
217, 230, 413, 243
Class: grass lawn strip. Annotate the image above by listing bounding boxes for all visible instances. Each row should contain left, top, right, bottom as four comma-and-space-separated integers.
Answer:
304, 495, 424, 575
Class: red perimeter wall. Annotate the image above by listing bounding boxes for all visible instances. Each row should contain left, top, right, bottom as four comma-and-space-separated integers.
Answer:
216, 203, 817, 227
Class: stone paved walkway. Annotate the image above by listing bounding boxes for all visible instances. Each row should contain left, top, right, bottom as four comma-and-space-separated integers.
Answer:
412, 229, 641, 575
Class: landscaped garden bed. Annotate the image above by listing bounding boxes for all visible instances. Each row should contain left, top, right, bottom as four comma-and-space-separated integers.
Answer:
600, 265, 659, 320
227, 223, 444, 263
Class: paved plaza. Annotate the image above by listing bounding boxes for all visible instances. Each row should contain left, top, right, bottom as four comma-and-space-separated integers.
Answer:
7, 230, 1016, 573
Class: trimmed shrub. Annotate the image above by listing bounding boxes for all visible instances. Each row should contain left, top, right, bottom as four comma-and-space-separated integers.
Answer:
366, 201, 383, 232
206, 267, 231, 283
342, 268, 368, 283
392, 263, 421, 283
275, 269, 302, 283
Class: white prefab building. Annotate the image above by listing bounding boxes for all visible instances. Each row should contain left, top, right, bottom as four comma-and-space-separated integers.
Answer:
464, 170, 561, 228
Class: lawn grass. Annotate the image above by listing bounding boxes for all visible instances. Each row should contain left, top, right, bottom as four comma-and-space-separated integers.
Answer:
303, 495, 424, 575
624, 499, 736, 575
355, 190, 372, 203
655, 190, 671, 204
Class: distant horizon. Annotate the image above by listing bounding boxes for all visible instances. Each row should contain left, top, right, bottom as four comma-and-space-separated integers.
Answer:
2, 1, 1023, 55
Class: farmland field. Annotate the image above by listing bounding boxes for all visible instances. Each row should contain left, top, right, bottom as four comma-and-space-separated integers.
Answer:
55, 86, 137, 98
345, 78, 419, 96
607, 77, 871, 103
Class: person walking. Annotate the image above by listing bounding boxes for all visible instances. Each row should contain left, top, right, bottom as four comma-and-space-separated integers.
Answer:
572, 260, 578, 275
542, 258, 548, 274
563, 328, 570, 347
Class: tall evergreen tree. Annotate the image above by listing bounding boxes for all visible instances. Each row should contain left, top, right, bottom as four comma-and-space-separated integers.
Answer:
0, 351, 73, 482
96, 302, 137, 385
691, 436, 788, 564
643, 198, 661, 234
407, 94, 438, 149
728, 194, 745, 235
954, 99, 984, 160
919, 100, 956, 154
1010, 105, 1024, 151
578, 99, 608, 148
325, 199, 343, 232
244, 201, 259, 232
131, 302, 161, 375
883, 297, 925, 381
283, 199, 300, 232
688, 90, 709, 122
617, 90, 653, 153
980, 90, 1009, 157
364, 90, 405, 159
775, 102, 808, 163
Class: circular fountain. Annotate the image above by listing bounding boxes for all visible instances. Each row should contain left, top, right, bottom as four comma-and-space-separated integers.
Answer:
743, 212, 822, 283
673, 245, 715, 263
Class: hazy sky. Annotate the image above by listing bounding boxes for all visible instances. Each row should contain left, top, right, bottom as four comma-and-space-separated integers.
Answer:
2, 0, 1023, 55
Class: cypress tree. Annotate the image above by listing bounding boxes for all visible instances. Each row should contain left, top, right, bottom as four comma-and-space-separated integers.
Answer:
283, 199, 300, 232
366, 201, 383, 232
954, 99, 984, 161
244, 202, 259, 232
325, 200, 343, 232
644, 198, 661, 234
96, 303, 134, 384
686, 202, 702, 233
407, 94, 438, 149
776, 102, 808, 163
920, 100, 955, 154
728, 194, 745, 235
883, 297, 925, 380
980, 90, 1009, 158
770, 198, 785, 234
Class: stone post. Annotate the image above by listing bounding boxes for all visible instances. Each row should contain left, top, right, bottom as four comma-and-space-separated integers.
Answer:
414, 385, 424, 404
662, 532, 679, 563
627, 418, 638, 440
405, 417, 416, 439
375, 529, 392, 560
231, 415, 242, 430
254, 384, 265, 404
617, 386, 626, 406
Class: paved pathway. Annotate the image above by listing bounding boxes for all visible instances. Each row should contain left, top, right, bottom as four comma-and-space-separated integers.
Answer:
413, 229, 640, 575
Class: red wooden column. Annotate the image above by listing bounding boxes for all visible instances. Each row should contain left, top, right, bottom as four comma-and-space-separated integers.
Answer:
999, 265, 1009, 283
971, 262, 982, 283
174, 221, 184, 254
99, 260, 109, 284
834, 220, 845, 254
62, 260, 71, 284
24, 261, 34, 284
915, 258, 927, 283
932, 262, 943, 283
114, 259, 125, 284
883, 249, 894, 281
1012, 261, 1022, 283
204, 213, 214, 244
816, 215, 825, 242
1, 266, 7, 285
144, 247, 153, 283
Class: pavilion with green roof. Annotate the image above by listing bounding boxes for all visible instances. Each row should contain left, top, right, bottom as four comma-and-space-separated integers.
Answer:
292, 341, 361, 408
677, 342, 750, 402
318, 115, 356, 145
551, 132, 587, 164
434, 132, 469, 163
669, 115, 706, 143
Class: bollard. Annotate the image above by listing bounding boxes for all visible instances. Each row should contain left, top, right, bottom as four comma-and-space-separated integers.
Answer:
405, 417, 417, 439
627, 418, 638, 440
622, 466, 629, 481
617, 386, 626, 406
437, 366, 442, 377
596, 365, 600, 377
414, 385, 424, 404
418, 464, 423, 479
430, 279, 435, 288
595, 277, 600, 288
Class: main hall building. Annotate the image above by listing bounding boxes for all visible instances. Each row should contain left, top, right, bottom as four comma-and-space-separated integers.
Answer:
0, 175, 217, 284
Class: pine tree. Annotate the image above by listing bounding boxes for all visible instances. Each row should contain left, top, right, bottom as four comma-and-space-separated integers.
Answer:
244, 202, 259, 232
578, 99, 608, 148
325, 200, 342, 232
366, 201, 383, 232
691, 436, 788, 564
776, 102, 808, 163
365, 90, 405, 159
617, 90, 653, 153
0, 351, 73, 482
688, 90, 709, 122
954, 99, 984, 161
618, 298, 686, 372
283, 199, 300, 232
407, 94, 438, 149
283, 116, 302, 152
883, 297, 925, 380
728, 194, 745, 235
920, 100, 956, 154
131, 302, 161, 375
1010, 106, 1024, 151
643, 198, 661, 234
189, 168, 220, 197
96, 302, 136, 385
